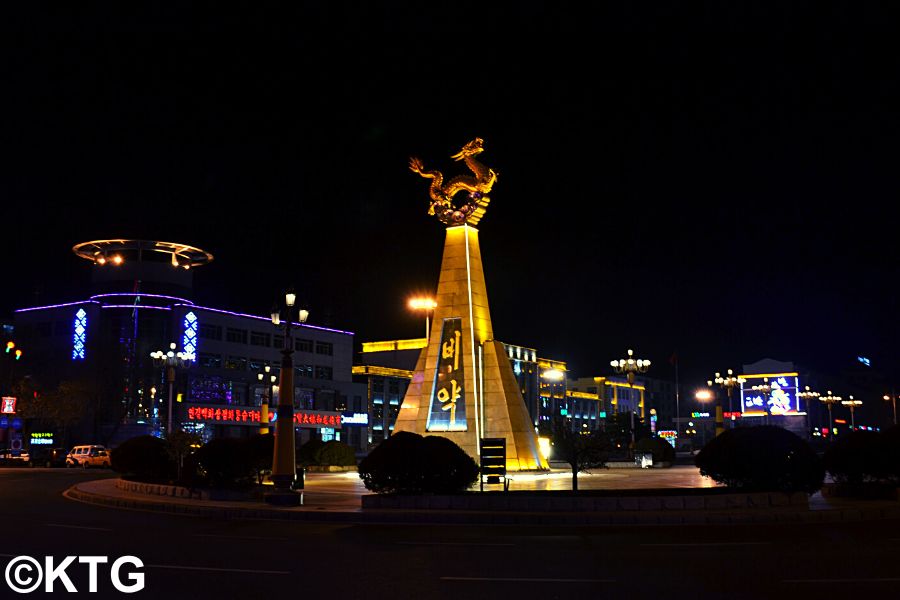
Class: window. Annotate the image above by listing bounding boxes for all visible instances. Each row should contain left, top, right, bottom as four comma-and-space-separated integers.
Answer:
353, 395, 362, 412
274, 335, 284, 349
226, 328, 247, 344
198, 353, 222, 369
315, 341, 333, 356
199, 323, 222, 341
250, 331, 271, 347
295, 338, 313, 353
315, 366, 333, 380
295, 364, 313, 379
249, 358, 267, 371
224, 356, 247, 371
388, 379, 400, 394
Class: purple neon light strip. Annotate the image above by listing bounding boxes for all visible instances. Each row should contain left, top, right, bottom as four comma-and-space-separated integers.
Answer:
173, 304, 354, 336
100, 305, 172, 310
15, 300, 100, 313
89, 292, 194, 304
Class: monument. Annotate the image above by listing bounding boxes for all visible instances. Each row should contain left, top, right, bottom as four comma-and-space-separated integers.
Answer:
394, 138, 549, 471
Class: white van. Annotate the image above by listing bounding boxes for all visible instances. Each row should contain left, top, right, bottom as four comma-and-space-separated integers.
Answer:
66, 445, 110, 468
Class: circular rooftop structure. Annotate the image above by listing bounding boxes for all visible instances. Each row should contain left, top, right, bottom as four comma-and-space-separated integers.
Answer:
73, 239, 214, 269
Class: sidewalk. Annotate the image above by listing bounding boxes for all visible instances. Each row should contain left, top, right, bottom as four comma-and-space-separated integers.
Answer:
65, 477, 900, 526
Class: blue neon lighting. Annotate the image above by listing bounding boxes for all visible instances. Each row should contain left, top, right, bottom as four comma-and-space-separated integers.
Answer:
183, 311, 198, 356
72, 308, 87, 360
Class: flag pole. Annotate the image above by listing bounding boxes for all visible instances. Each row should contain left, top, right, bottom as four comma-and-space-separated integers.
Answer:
674, 353, 680, 437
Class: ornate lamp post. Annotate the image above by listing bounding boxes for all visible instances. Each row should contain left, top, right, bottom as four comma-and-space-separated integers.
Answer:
408, 297, 437, 341
707, 369, 746, 436
150, 342, 194, 438
797, 386, 820, 438
818, 390, 842, 441
883, 393, 898, 426
751, 377, 773, 425
265, 290, 309, 506
256, 365, 277, 436
610, 349, 650, 451
841, 396, 863, 430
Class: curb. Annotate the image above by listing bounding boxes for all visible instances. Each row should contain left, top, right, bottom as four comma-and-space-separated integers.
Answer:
63, 483, 900, 526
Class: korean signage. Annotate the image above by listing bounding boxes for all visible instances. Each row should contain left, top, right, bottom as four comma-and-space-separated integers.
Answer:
658, 430, 677, 448
30, 432, 54, 445
186, 406, 341, 429
426, 317, 467, 431
1, 397, 16, 414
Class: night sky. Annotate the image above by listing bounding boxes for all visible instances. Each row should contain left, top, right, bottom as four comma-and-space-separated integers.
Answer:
3, 5, 898, 418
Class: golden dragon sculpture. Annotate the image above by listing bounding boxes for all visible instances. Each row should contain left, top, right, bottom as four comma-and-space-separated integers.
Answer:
409, 137, 497, 226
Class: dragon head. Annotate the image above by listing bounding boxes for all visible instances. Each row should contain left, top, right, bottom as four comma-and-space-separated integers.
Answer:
451, 137, 484, 161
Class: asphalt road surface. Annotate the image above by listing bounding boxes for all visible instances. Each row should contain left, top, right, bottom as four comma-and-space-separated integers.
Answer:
2, 468, 899, 599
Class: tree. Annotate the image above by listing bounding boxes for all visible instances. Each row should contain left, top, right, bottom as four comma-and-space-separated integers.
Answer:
551, 425, 611, 491
15, 379, 91, 447
166, 430, 203, 481
604, 411, 650, 456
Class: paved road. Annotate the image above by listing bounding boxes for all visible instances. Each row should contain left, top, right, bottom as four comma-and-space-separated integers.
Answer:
2, 468, 899, 599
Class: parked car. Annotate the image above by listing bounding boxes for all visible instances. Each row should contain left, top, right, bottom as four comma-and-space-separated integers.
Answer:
29, 447, 68, 468
66, 445, 111, 468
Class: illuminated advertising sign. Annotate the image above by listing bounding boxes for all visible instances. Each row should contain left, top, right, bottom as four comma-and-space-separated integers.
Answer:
30, 432, 54, 445
426, 317, 467, 432
341, 412, 369, 426
186, 406, 341, 429
658, 430, 677, 448
691, 412, 710, 418
740, 375, 801, 415
1, 397, 16, 414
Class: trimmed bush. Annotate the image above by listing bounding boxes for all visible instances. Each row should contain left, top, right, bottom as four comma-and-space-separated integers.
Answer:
111, 435, 176, 483
358, 432, 479, 494
194, 438, 257, 489
694, 426, 824, 493
246, 433, 275, 484
822, 430, 892, 486
635, 436, 675, 464
313, 440, 357, 467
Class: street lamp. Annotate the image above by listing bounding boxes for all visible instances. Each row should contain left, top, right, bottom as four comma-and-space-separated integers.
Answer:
883, 393, 898, 426
610, 349, 650, 453
257, 365, 277, 435
819, 390, 842, 441
841, 396, 863, 430
797, 386, 820, 438
708, 369, 746, 436
751, 377, 773, 425
150, 342, 194, 438
266, 290, 309, 506
408, 297, 437, 341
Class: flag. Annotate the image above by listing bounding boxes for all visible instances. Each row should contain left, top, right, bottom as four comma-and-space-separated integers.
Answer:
668, 352, 678, 366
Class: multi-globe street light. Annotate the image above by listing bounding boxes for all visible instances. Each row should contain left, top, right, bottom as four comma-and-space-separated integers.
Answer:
265, 290, 309, 506
707, 369, 746, 436
818, 390, 842, 441
797, 386, 820, 438
610, 349, 650, 451
150, 342, 194, 438
841, 396, 863, 430
256, 365, 277, 436
751, 377, 773, 425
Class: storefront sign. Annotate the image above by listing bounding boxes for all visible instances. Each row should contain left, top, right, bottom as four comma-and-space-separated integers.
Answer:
30, 432, 54, 445
341, 412, 369, 426
691, 411, 710, 418
186, 406, 341, 428
1, 397, 16, 414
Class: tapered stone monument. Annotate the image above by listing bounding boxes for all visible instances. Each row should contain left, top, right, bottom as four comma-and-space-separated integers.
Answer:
394, 139, 548, 471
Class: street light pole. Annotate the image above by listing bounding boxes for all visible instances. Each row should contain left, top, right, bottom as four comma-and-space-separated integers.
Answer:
842, 396, 863, 430
797, 386, 821, 439
752, 377, 773, 426
708, 369, 746, 436
150, 342, 194, 438
883, 393, 898, 426
266, 290, 309, 506
610, 349, 650, 454
257, 365, 277, 436
819, 390, 842, 441
408, 297, 437, 341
